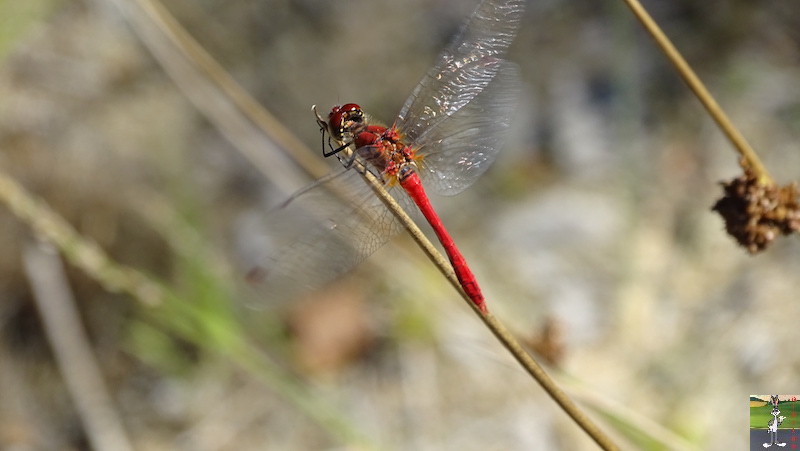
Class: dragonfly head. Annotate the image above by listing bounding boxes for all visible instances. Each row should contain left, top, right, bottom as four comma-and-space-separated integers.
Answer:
327, 103, 365, 143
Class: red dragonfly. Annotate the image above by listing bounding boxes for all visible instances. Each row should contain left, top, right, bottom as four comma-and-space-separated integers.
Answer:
247, 0, 524, 313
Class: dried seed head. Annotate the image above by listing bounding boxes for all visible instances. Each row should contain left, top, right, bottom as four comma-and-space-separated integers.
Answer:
525, 316, 565, 368
712, 158, 800, 253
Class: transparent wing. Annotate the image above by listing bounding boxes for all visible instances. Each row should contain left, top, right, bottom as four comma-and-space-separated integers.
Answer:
242, 168, 417, 306
415, 59, 520, 196
396, 0, 525, 144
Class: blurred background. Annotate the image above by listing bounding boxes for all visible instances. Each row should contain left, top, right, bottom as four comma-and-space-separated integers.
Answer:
1, 0, 799, 449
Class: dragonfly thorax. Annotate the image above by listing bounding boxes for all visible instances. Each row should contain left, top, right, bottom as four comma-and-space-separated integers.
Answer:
351, 124, 418, 182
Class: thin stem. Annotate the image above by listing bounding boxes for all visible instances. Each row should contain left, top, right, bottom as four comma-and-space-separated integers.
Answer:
23, 240, 135, 451
113, 0, 328, 193
358, 168, 620, 450
0, 167, 163, 306
621, 0, 772, 184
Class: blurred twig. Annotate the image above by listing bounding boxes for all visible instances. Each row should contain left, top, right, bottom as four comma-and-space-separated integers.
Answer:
23, 240, 135, 451
621, 0, 772, 184
110, 0, 328, 194
570, 381, 700, 451
0, 167, 164, 305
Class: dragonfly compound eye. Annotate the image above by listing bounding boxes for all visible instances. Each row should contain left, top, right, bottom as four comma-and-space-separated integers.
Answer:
329, 103, 363, 142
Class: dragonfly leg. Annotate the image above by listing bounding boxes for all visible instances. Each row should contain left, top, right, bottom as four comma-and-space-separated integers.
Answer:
324, 140, 352, 158
340, 150, 387, 183
338, 148, 360, 168
318, 124, 328, 155
314, 104, 339, 157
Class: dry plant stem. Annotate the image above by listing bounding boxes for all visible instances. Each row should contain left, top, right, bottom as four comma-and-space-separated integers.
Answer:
621, 0, 772, 184
113, 0, 329, 191
0, 168, 163, 305
359, 169, 619, 450
23, 240, 135, 451
482, 313, 620, 450
569, 382, 699, 451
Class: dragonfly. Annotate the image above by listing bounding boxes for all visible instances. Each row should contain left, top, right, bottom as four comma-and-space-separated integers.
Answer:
246, 0, 524, 313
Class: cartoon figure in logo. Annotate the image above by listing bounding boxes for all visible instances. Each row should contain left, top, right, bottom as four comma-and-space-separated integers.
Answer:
763, 395, 786, 448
